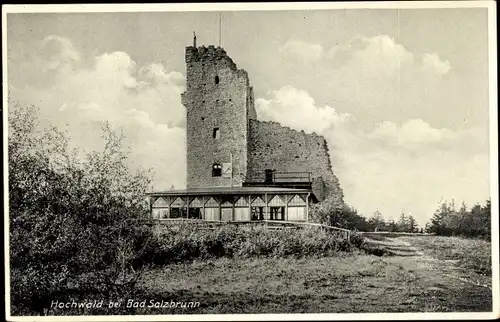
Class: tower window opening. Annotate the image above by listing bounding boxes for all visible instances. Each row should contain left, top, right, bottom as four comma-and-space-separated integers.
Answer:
213, 127, 220, 139
212, 163, 222, 177
215, 75, 220, 84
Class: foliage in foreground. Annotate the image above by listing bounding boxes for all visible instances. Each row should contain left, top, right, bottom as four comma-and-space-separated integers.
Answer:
9, 103, 154, 316
140, 224, 368, 265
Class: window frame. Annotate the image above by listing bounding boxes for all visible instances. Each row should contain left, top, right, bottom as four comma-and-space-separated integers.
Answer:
213, 127, 220, 139
212, 163, 222, 177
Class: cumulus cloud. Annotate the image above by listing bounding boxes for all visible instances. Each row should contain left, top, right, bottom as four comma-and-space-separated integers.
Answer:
256, 86, 352, 134
255, 85, 489, 226
9, 35, 187, 190
280, 39, 324, 63
421, 53, 451, 76
39, 35, 81, 74
328, 35, 415, 77
326, 35, 451, 78
368, 119, 457, 148
262, 34, 456, 130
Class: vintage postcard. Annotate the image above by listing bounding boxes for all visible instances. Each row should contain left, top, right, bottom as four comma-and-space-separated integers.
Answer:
3, 1, 498, 321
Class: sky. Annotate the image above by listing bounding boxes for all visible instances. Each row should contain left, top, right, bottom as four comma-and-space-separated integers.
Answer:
5, 6, 493, 226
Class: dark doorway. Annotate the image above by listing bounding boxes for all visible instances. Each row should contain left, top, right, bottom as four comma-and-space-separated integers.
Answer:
170, 208, 186, 218
251, 206, 264, 221
188, 208, 202, 219
265, 169, 274, 184
269, 207, 285, 220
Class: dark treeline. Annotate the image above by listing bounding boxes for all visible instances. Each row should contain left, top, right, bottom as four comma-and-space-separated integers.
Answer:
313, 195, 491, 239
339, 207, 423, 233
311, 198, 423, 233
425, 199, 491, 240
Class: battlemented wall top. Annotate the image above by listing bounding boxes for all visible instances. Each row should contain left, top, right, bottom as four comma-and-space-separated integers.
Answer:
185, 45, 238, 70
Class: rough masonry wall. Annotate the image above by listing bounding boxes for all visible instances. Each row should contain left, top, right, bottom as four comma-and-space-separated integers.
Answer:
247, 120, 344, 202
182, 45, 254, 188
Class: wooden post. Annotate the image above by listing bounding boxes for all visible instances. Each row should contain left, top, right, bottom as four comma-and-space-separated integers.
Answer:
218, 197, 222, 221
306, 192, 310, 222
285, 194, 288, 221
167, 196, 171, 219
264, 193, 268, 220
232, 196, 235, 221
248, 195, 251, 221
202, 196, 206, 220
186, 196, 190, 219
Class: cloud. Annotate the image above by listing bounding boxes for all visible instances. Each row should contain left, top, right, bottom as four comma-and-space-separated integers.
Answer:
255, 85, 489, 226
368, 119, 457, 148
256, 86, 352, 134
9, 36, 187, 191
256, 34, 458, 131
280, 39, 324, 63
328, 35, 415, 77
326, 35, 451, 78
39, 35, 81, 74
421, 53, 451, 76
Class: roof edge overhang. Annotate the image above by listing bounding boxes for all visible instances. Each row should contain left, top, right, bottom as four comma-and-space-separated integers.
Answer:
145, 187, 319, 203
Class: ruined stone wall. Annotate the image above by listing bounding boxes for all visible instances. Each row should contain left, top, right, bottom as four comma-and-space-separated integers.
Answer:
182, 45, 255, 188
247, 120, 343, 202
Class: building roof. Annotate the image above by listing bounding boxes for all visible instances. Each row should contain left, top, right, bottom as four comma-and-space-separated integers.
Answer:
146, 186, 312, 197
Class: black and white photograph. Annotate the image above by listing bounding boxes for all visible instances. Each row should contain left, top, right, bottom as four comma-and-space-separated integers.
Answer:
3, 2, 498, 320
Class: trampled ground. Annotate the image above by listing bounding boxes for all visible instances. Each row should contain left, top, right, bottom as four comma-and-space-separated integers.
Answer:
135, 234, 492, 314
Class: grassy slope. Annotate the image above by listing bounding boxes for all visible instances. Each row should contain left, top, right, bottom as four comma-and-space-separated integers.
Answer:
43, 235, 492, 315
400, 235, 492, 274
133, 237, 492, 314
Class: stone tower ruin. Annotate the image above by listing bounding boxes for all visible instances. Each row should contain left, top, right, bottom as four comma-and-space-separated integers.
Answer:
180, 36, 343, 205
148, 37, 344, 222
181, 38, 256, 189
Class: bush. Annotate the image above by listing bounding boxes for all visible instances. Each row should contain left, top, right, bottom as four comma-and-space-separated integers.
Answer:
8, 103, 155, 315
141, 224, 365, 265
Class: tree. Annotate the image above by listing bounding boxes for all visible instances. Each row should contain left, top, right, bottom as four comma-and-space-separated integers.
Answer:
397, 212, 408, 232
368, 210, 386, 232
426, 198, 452, 235
407, 215, 417, 233
386, 218, 397, 232
339, 204, 371, 231
9, 102, 155, 315
309, 194, 345, 227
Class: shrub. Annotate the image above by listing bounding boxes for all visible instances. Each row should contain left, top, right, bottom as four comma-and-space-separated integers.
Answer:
142, 224, 365, 265
9, 103, 155, 315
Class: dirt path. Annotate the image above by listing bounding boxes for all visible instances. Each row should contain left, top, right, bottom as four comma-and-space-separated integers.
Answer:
137, 235, 492, 314
366, 235, 491, 288
362, 235, 492, 311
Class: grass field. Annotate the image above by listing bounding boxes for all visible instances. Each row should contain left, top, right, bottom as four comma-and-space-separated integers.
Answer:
40, 232, 492, 315
126, 234, 492, 314
400, 235, 492, 275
